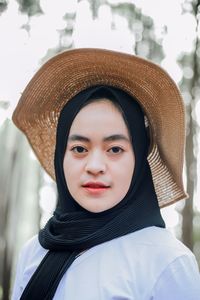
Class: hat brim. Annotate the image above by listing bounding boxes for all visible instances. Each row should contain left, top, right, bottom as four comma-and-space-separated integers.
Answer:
12, 48, 188, 207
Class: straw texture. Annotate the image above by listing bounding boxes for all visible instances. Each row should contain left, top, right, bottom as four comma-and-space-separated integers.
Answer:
12, 48, 188, 207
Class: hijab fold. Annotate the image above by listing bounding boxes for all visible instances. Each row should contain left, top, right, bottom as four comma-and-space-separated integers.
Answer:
20, 86, 165, 300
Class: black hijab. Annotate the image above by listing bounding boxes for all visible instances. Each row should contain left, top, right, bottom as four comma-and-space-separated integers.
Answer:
20, 86, 165, 300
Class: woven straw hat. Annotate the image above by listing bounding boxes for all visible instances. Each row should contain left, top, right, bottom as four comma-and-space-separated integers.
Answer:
12, 48, 188, 208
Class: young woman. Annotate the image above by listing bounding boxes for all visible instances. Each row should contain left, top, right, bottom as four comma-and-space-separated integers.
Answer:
12, 49, 200, 299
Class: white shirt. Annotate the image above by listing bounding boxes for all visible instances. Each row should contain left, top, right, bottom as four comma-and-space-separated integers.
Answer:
12, 227, 200, 300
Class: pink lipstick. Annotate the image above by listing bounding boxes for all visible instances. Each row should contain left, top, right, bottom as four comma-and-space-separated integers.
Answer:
82, 182, 110, 195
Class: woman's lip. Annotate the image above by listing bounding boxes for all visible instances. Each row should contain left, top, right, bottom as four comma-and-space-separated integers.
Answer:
82, 186, 110, 195
82, 182, 110, 188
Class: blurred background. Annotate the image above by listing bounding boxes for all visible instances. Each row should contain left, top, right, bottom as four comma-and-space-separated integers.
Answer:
0, 0, 200, 299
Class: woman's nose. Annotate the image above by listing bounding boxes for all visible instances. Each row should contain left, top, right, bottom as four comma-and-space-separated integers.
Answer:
85, 151, 106, 175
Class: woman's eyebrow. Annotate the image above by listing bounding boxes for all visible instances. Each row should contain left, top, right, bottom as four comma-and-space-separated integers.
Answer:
68, 134, 90, 142
68, 134, 130, 142
103, 134, 130, 142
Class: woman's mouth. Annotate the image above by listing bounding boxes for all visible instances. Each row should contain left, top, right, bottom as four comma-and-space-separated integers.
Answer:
82, 182, 110, 195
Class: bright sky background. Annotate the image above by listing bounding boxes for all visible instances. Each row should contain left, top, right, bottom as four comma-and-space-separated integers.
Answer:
0, 0, 199, 230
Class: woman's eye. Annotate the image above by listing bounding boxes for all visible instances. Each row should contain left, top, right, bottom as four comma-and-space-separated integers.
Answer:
108, 147, 124, 154
71, 146, 87, 153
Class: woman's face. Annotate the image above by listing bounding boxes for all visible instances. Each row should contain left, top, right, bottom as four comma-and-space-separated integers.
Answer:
63, 100, 135, 213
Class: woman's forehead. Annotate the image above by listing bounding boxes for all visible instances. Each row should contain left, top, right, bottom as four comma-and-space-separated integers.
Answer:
68, 100, 131, 138
70, 100, 126, 125
79, 97, 121, 112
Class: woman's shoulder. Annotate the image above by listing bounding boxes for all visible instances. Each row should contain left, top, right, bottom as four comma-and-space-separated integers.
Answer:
21, 234, 40, 250
19, 234, 48, 266
117, 227, 199, 294
11, 235, 48, 300
124, 226, 193, 253
112, 226, 196, 268
88, 227, 200, 299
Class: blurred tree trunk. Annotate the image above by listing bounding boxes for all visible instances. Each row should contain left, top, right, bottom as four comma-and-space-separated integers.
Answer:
88, 0, 101, 18
181, 0, 200, 250
183, 109, 195, 250
0, 121, 41, 300
0, 121, 22, 300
